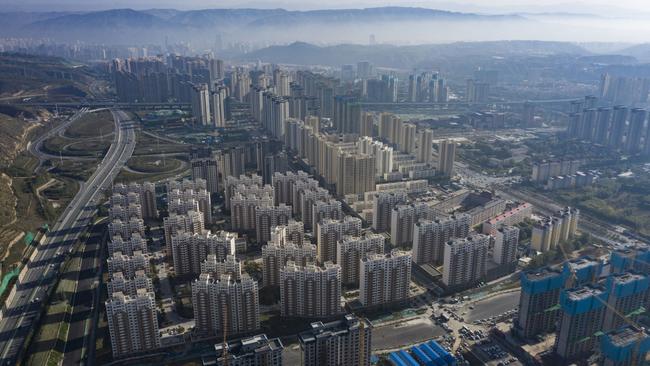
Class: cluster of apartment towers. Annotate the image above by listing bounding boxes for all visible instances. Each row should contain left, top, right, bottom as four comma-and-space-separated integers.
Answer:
102, 164, 536, 364
103, 176, 379, 365
515, 250, 650, 365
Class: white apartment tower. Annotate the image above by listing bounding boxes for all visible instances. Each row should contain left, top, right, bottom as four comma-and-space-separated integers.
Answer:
280, 261, 342, 318
442, 235, 489, 287
105, 289, 161, 357
359, 250, 412, 307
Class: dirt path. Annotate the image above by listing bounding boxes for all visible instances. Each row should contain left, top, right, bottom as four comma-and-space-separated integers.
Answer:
35, 178, 57, 200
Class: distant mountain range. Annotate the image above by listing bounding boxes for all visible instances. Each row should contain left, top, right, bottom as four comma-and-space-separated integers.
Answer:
0, 7, 528, 44
1, 7, 522, 30
0, 7, 642, 50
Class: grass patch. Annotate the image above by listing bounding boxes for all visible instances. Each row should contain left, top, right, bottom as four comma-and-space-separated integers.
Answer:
65, 110, 114, 138
552, 177, 650, 237
133, 131, 189, 156
42, 135, 107, 157
127, 156, 183, 174
116, 166, 190, 184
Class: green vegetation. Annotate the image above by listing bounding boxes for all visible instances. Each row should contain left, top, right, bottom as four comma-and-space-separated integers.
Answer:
127, 156, 182, 174
553, 177, 650, 237
527, 233, 592, 268
459, 140, 531, 176
244, 261, 262, 281
64, 110, 114, 138
0, 53, 96, 102
42, 135, 108, 158
133, 131, 189, 156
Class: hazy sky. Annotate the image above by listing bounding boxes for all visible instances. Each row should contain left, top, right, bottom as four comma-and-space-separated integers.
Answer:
4, 0, 649, 16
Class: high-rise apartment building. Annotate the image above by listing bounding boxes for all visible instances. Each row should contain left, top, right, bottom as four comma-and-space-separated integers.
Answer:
310, 199, 343, 231
412, 214, 471, 265
108, 218, 145, 241
337, 233, 385, 286
107, 270, 153, 297
600, 326, 650, 366
270, 220, 305, 246
316, 216, 363, 264
371, 190, 408, 233
442, 234, 489, 288
112, 182, 158, 220
438, 140, 456, 177
466, 79, 490, 103
230, 190, 274, 231
262, 240, 316, 288
191, 83, 211, 125
390, 202, 438, 247
107, 251, 149, 278
625, 108, 647, 154
299, 314, 372, 366
224, 174, 264, 210
417, 129, 434, 164
201, 254, 242, 281
602, 272, 649, 331
106, 289, 161, 357
163, 211, 205, 254
108, 232, 147, 256
192, 273, 260, 336
280, 261, 341, 318
168, 182, 212, 224
514, 267, 564, 339
298, 187, 330, 224
359, 250, 411, 307
272, 170, 316, 206
358, 136, 394, 177
190, 148, 220, 193
211, 85, 228, 128
493, 226, 520, 265
254, 204, 292, 243
555, 285, 608, 361
171, 230, 237, 276
333, 96, 362, 134
335, 152, 376, 196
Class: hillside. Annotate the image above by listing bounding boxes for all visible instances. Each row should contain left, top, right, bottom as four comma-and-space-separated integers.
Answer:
239, 40, 591, 69
0, 53, 96, 101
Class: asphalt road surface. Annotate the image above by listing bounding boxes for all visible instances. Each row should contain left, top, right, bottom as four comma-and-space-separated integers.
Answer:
0, 109, 135, 365
466, 291, 521, 323
372, 318, 445, 351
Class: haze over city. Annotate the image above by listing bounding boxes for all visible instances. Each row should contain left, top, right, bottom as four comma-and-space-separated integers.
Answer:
1, 1, 650, 366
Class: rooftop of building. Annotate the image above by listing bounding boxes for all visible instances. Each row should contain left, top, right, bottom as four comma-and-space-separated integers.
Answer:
523, 267, 562, 282
605, 326, 648, 347
487, 202, 531, 224
565, 285, 606, 300
214, 334, 283, 359
609, 271, 646, 285
566, 256, 600, 271
298, 314, 370, 344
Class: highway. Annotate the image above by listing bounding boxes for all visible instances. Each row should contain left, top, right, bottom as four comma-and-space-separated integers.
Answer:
0, 109, 136, 365
27, 108, 90, 170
